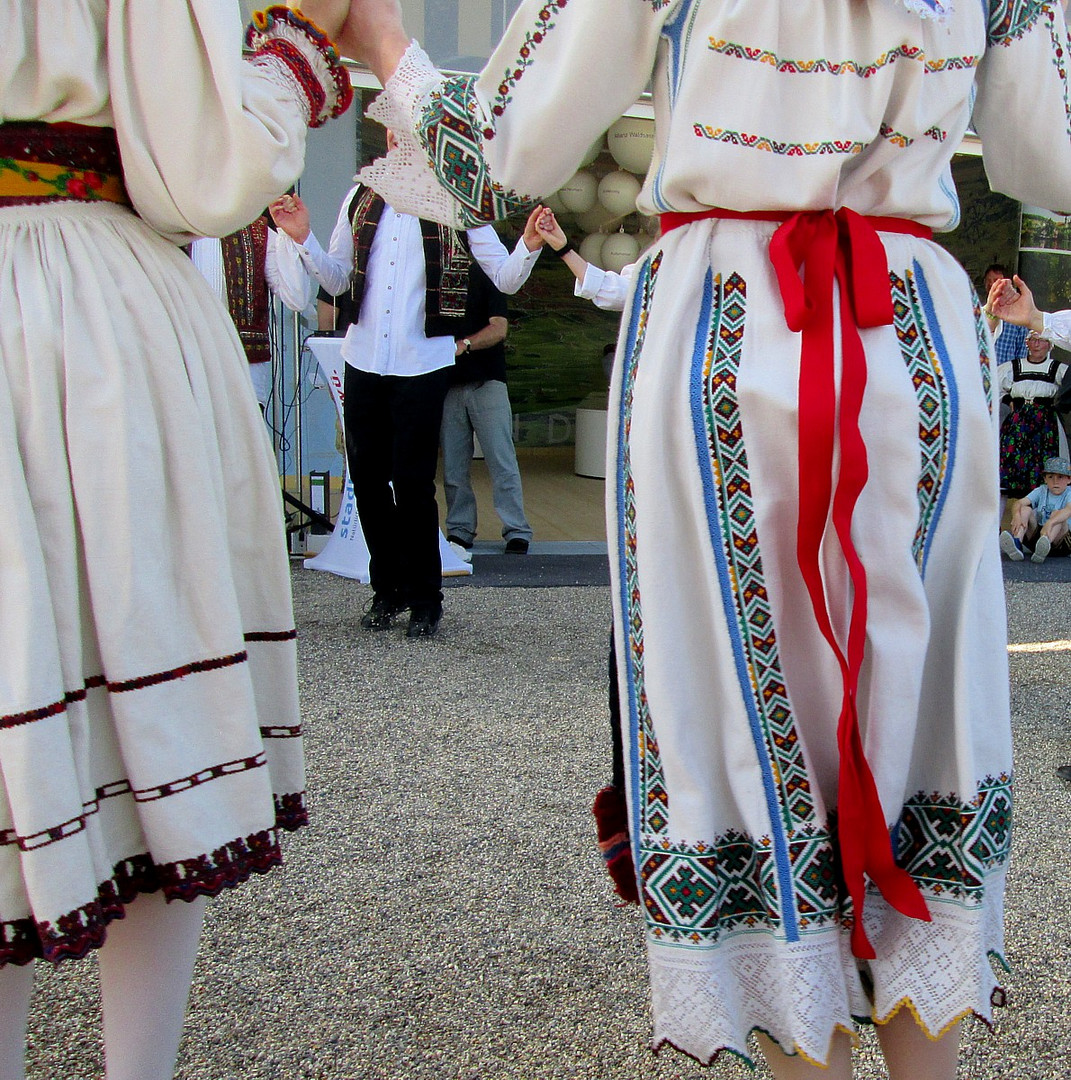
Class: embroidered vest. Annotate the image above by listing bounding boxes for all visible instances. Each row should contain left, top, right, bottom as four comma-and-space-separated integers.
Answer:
347, 185, 471, 338
221, 218, 270, 364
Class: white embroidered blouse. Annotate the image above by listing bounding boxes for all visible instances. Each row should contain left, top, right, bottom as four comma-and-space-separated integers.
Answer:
360, 0, 1071, 234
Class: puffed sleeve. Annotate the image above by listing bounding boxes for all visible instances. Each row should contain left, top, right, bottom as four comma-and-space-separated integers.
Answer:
1043, 310, 1071, 349
359, 0, 676, 227
973, 1, 1071, 211
106, 3, 351, 242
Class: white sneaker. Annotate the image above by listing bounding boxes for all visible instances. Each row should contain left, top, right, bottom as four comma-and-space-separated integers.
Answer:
1031, 535, 1051, 563
999, 530, 1024, 561
449, 540, 472, 564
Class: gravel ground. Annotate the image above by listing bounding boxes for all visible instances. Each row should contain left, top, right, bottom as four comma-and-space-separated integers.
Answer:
23, 569, 1071, 1080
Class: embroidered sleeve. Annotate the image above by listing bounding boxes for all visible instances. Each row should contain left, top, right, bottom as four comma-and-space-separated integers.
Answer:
359, 44, 516, 228
359, 0, 672, 228
245, 6, 353, 128
973, 2, 1071, 211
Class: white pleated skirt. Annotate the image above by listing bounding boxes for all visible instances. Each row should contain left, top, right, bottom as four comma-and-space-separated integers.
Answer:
607, 219, 1012, 1066
0, 200, 304, 965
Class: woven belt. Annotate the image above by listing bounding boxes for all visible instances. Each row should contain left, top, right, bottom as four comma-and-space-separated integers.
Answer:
0, 121, 128, 206
662, 206, 934, 959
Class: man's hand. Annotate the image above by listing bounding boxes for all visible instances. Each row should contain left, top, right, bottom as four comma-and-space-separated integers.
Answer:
522, 205, 546, 251
269, 193, 312, 244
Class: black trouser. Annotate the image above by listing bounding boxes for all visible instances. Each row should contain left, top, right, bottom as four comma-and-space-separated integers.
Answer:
344, 364, 452, 610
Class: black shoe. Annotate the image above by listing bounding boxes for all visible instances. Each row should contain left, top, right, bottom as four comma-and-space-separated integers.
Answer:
406, 604, 442, 639
1056, 765, 1071, 782
504, 537, 529, 555
445, 534, 472, 550
360, 595, 404, 631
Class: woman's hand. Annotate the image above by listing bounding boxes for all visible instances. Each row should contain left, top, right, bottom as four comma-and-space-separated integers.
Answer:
991, 274, 1045, 333
336, 0, 410, 81
269, 193, 312, 243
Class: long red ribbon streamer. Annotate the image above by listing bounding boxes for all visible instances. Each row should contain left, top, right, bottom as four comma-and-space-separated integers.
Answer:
662, 207, 933, 958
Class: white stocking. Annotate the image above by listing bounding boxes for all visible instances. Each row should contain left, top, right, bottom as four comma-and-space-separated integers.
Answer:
0, 962, 33, 1080
98, 891, 207, 1080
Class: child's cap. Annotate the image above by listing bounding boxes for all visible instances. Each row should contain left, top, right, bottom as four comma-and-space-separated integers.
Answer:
1043, 456, 1071, 477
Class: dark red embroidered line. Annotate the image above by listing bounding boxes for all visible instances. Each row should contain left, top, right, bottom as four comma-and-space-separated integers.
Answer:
107, 650, 248, 694
244, 628, 298, 642
0, 675, 107, 730
1, 648, 254, 730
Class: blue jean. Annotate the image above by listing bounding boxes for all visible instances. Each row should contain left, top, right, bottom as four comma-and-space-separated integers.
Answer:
440, 379, 531, 544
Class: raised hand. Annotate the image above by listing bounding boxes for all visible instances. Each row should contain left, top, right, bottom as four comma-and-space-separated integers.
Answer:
990, 274, 1044, 332
336, 0, 410, 80
293, 0, 351, 41
269, 193, 312, 243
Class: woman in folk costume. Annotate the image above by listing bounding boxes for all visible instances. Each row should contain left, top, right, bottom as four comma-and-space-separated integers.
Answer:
340, 0, 1070, 1076
0, 3, 353, 1078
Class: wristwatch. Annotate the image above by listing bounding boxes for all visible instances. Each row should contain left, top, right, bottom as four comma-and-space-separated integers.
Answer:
462, 338, 472, 353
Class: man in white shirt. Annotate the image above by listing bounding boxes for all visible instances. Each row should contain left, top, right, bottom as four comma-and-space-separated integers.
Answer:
272, 167, 541, 638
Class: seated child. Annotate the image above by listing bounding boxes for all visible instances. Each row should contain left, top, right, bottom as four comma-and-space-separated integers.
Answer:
1000, 455, 1071, 562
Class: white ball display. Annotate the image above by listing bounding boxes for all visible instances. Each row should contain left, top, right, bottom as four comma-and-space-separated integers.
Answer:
557, 170, 598, 213
577, 203, 615, 234
608, 116, 655, 175
579, 232, 607, 269
579, 135, 604, 168
543, 189, 567, 214
601, 231, 640, 274
597, 170, 642, 217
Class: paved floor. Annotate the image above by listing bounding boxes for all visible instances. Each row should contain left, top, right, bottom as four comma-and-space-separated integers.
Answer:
24, 559, 1071, 1080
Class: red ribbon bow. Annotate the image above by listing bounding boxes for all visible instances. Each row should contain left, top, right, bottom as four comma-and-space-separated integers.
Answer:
770, 208, 931, 958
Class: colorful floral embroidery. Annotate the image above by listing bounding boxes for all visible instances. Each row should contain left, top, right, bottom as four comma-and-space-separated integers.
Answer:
880, 123, 914, 148
0, 158, 124, 203
486, 1, 570, 133
707, 39, 979, 77
692, 125, 865, 157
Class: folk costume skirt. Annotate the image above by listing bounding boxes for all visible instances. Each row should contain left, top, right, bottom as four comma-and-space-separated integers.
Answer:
0, 200, 305, 966
606, 218, 1012, 1066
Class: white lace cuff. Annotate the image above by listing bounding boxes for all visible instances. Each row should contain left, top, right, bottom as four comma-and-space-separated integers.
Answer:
359, 43, 473, 227
360, 41, 536, 228
245, 7, 353, 128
